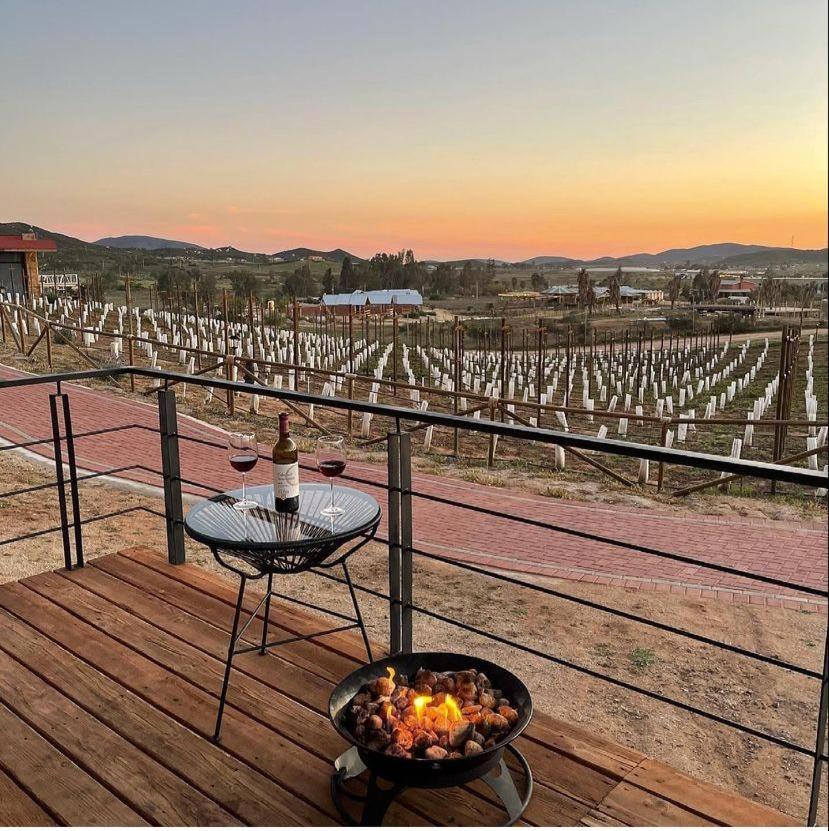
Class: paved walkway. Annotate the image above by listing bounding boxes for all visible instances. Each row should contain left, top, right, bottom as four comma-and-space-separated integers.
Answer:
1, 365, 826, 607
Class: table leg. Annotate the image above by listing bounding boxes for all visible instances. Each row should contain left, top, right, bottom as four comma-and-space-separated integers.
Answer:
213, 574, 247, 742
343, 561, 373, 663
260, 571, 274, 655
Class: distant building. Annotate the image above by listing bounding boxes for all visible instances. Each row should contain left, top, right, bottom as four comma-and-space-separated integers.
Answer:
321, 289, 423, 315
542, 284, 663, 305
717, 278, 759, 299
0, 232, 56, 297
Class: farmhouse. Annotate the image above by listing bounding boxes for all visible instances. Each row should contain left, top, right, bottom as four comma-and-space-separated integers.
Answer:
0, 231, 56, 297
717, 278, 759, 299
321, 289, 423, 314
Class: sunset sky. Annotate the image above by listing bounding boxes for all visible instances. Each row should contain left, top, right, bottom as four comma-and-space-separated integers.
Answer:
2, 0, 827, 260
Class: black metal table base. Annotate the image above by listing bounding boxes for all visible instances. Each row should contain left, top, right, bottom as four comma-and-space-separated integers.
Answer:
212, 559, 373, 743
331, 745, 533, 826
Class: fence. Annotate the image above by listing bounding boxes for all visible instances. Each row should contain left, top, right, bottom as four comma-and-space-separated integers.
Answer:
0, 365, 827, 824
2, 296, 827, 496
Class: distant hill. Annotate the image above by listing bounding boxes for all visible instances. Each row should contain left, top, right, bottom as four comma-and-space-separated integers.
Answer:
520, 243, 828, 268
274, 247, 362, 263
96, 235, 206, 250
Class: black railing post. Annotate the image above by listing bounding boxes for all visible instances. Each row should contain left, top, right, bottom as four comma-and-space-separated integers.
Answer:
387, 431, 402, 654
60, 394, 84, 568
158, 388, 185, 565
48, 392, 74, 570
400, 432, 413, 653
807, 631, 829, 825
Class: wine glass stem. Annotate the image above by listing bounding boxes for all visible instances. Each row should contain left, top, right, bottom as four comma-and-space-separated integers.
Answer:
330, 479, 335, 511
242, 472, 247, 503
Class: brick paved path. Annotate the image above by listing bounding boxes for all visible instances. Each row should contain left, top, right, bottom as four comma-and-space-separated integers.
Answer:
1, 365, 826, 607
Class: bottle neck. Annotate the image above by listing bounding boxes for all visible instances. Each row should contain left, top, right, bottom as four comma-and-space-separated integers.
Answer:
278, 414, 290, 439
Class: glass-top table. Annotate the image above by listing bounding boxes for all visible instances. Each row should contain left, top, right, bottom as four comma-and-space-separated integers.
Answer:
185, 483, 380, 568
183, 482, 381, 742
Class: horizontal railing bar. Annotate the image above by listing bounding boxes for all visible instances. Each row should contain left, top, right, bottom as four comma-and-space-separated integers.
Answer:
0, 464, 144, 500
5, 366, 823, 488
0, 423, 154, 454
405, 601, 816, 757
409, 546, 822, 678
405, 493, 828, 598
304, 566, 819, 755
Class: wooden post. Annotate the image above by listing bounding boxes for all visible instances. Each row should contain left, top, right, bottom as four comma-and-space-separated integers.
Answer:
125, 276, 135, 391
45, 323, 53, 371
292, 301, 300, 390
392, 303, 399, 395
348, 306, 354, 374
536, 317, 543, 427
656, 420, 669, 492
193, 280, 201, 371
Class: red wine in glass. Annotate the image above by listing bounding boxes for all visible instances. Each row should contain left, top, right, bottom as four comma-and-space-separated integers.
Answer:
316, 435, 346, 516
230, 454, 258, 473
228, 432, 258, 510
318, 459, 346, 477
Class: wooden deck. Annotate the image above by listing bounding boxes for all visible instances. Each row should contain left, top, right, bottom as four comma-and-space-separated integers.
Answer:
0, 546, 796, 827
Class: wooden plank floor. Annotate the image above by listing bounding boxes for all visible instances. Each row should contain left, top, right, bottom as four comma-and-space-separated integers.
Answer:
0, 546, 796, 827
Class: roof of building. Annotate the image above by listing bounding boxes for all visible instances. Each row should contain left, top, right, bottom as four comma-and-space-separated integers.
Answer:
0, 235, 57, 252
321, 289, 423, 307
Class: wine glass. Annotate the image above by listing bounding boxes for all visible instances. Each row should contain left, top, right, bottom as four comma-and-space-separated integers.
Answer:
316, 435, 346, 517
228, 431, 258, 511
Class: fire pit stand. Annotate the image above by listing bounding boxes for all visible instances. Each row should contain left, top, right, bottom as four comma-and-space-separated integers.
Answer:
331, 743, 532, 826
328, 651, 534, 826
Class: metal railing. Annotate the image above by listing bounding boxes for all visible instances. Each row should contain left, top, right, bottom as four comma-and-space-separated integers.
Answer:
0, 365, 827, 824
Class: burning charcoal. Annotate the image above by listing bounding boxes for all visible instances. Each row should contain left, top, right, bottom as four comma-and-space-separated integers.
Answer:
352, 692, 371, 707
366, 702, 380, 716
497, 706, 519, 726
414, 683, 433, 696
349, 705, 369, 725
475, 672, 491, 689
473, 730, 486, 745
412, 730, 435, 754
396, 674, 409, 687
464, 739, 483, 756
448, 751, 463, 759
367, 714, 384, 732
424, 745, 448, 761
483, 712, 510, 733
433, 676, 456, 694
461, 704, 481, 715
433, 714, 451, 734
371, 676, 396, 697
449, 720, 475, 749
354, 724, 366, 743
385, 743, 411, 759
415, 669, 438, 688
478, 691, 496, 709
391, 727, 413, 750
457, 681, 477, 701
455, 670, 477, 685
497, 697, 510, 709
391, 687, 409, 706
483, 737, 497, 749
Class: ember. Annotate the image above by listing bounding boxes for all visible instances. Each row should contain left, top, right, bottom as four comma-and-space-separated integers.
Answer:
345, 665, 520, 760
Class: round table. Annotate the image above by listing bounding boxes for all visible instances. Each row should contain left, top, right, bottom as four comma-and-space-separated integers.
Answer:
184, 483, 381, 742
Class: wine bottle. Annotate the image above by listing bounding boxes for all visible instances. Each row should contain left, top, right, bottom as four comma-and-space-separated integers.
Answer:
272, 412, 299, 512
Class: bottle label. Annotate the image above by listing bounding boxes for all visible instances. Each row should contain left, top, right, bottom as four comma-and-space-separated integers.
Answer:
274, 462, 300, 500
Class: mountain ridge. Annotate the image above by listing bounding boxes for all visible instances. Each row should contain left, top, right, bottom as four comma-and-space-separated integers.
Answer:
2, 222, 826, 268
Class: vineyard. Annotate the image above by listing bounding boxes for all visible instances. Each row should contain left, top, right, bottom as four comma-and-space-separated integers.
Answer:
1, 290, 826, 501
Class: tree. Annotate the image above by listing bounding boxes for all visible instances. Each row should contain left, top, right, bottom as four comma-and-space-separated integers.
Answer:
668, 273, 682, 308
228, 271, 260, 299
707, 269, 721, 301
428, 263, 455, 297
322, 267, 336, 294
577, 268, 593, 313
196, 272, 218, 306
608, 267, 622, 315
530, 272, 546, 292
283, 262, 315, 299
338, 256, 354, 291
691, 268, 709, 303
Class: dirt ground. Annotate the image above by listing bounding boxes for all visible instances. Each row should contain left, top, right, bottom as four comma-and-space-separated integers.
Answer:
0, 447, 825, 823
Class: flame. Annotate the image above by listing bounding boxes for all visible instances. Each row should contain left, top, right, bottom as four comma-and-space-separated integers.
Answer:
386, 666, 395, 683
412, 693, 464, 727
413, 694, 432, 723
385, 703, 394, 722
444, 694, 463, 723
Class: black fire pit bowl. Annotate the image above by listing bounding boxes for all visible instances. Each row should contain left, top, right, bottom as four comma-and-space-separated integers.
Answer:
329, 650, 533, 786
